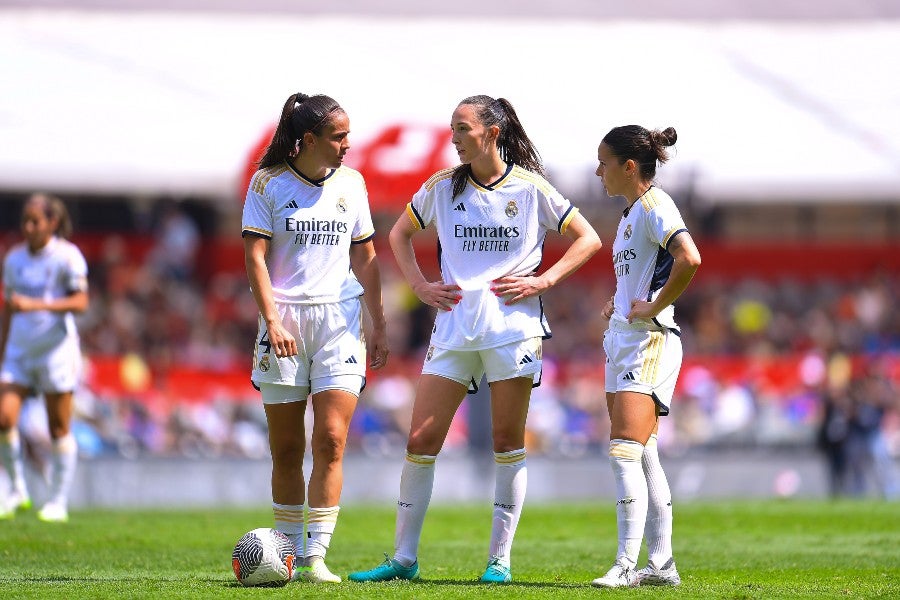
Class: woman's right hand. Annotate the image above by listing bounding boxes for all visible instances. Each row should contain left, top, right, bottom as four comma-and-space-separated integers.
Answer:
412, 281, 462, 312
266, 320, 298, 358
601, 295, 615, 320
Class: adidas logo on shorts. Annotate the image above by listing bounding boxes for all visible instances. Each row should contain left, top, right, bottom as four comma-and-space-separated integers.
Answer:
518, 355, 534, 365
344, 356, 358, 364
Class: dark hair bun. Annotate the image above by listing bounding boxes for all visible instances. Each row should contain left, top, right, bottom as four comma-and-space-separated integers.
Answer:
654, 127, 677, 147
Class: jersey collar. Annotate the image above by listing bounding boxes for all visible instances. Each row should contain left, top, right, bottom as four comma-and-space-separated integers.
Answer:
285, 161, 336, 187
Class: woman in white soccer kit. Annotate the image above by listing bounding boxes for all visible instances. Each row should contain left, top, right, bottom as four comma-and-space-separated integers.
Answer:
242, 92, 389, 584
349, 95, 601, 584
591, 126, 701, 588
0, 193, 89, 523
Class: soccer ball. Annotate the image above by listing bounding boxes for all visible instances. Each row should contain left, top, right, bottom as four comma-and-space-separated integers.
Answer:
231, 527, 296, 587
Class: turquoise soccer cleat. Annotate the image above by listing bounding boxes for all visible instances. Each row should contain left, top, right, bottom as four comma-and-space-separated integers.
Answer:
479, 558, 512, 583
348, 554, 419, 582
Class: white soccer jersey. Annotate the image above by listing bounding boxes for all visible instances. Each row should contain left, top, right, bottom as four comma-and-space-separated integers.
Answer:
242, 162, 375, 304
2, 237, 88, 357
407, 164, 578, 350
610, 186, 688, 331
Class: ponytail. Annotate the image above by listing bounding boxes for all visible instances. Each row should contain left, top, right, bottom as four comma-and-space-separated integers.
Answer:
258, 92, 344, 170
450, 95, 543, 198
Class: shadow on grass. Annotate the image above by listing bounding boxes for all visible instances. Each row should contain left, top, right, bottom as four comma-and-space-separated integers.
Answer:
348, 578, 590, 589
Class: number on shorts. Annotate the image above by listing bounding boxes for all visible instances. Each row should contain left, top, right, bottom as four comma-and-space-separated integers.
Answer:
258, 329, 271, 354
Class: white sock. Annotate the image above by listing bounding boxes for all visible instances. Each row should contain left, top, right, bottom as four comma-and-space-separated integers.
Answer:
48, 433, 77, 507
642, 434, 673, 568
609, 439, 647, 569
489, 449, 526, 567
393, 452, 436, 567
273, 502, 305, 555
306, 505, 340, 560
0, 429, 28, 497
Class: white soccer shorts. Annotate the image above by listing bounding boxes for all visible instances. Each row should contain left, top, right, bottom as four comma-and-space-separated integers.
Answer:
251, 297, 366, 389
603, 320, 682, 415
0, 335, 83, 394
421, 336, 543, 391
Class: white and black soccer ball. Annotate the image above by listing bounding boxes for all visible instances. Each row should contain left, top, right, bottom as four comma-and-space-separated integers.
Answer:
231, 527, 296, 587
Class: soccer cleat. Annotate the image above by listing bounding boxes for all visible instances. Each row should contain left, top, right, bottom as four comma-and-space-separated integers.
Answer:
37, 501, 69, 523
591, 562, 638, 588
479, 558, 511, 583
348, 554, 419, 582
635, 558, 681, 586
296, 556, 341, 583
0, 490, 32, 518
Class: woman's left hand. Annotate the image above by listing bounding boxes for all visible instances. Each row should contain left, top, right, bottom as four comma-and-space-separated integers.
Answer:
491, 275, 550, 305
626, 299, 658, 323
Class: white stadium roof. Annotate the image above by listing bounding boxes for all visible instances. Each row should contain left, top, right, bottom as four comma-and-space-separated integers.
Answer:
1, 10, 898, 205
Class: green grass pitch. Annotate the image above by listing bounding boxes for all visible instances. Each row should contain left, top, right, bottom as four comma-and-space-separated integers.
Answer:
1, 500, 898, 599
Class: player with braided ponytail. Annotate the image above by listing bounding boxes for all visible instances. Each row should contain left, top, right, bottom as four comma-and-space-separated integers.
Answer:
349, 95, 602, 584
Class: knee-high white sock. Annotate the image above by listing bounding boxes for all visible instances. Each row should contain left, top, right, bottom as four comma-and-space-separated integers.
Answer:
48, 433, 77, 507
642, 434, 673, 568
609, 439, 647, 569
0, 430, 28, 497
273, 502, 305, 555
393, 452, 436, 567
489, 449, 527, 567
306, 505, 340, 559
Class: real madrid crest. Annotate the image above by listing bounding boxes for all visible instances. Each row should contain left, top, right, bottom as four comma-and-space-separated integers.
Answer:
623, 224, 632, 240
505, 201, 518, 218
259, 354, 270, 372
336, 198, 347, 213
425, 346, 434, 362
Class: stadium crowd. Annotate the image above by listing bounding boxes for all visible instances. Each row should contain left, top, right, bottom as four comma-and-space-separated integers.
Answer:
2, 207, 898, 497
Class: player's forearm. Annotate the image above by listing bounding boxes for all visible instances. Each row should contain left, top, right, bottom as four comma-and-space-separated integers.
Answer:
648, 259, 699, 314
352, 254, 387, 329
244, 255, 280, 324
540, 232, 602, 288
389, 229, 428, 290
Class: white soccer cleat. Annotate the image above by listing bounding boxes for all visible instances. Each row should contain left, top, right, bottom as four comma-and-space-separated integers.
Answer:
0, 490, 32, 519
591, 562, 638, 588
37, 501, 69, 523
635, 558, 681, 586
295, 556, 341, 583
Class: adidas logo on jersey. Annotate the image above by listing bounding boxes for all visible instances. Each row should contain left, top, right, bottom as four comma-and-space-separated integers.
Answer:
285, 200, 299, 209
518, 355, 534, 365
453, 202, 466, 212
344, 356, 358, 364
623, 372, 636, 381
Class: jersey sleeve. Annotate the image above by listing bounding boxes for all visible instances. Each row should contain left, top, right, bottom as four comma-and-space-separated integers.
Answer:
536, 182, 579, 234
644, 198, 688, 249
63, 245, 89, 294
242, 171, 275, 239
407, 182, 436, 231
351, 177, 375, 244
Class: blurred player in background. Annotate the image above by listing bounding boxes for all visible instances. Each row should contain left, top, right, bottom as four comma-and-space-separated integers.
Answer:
0, 193, 89, 523
242, 92, 389, 584
349, 95, 601, 584
592, 126, 701, 588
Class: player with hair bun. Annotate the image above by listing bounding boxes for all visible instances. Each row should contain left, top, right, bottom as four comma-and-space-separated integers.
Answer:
349, 95, 602, 584
591, 125, 701, 588
0, 193, 88, 523
242, 92, 389, 584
